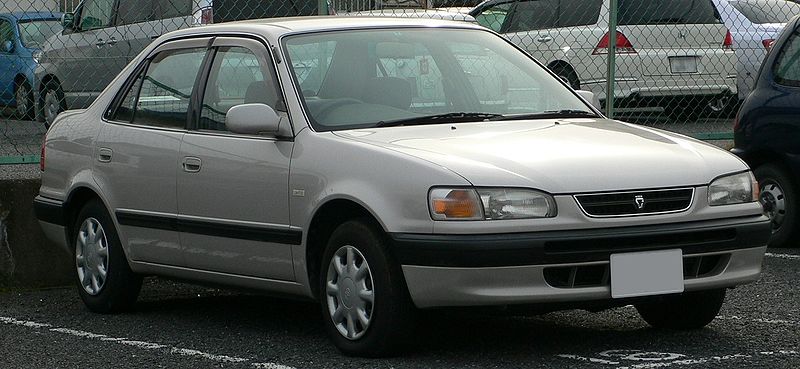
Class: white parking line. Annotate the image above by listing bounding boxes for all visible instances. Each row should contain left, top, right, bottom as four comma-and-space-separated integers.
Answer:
557, 350, 800, 368
765, 252, 800, 260
0, 316, 295, 369
716, 315, 799, 326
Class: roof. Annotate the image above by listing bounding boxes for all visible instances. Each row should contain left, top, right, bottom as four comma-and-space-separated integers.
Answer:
0, 12, 63, 21
223, 15, 482, 33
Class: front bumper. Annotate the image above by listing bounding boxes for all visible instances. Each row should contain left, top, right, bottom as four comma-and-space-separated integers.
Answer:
390, 216, 770, 308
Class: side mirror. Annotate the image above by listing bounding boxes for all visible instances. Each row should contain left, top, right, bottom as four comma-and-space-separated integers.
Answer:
2, 40, 13, 53
226, 103, 281, 135
576, 90, 601, 110
61, 13, 75, 30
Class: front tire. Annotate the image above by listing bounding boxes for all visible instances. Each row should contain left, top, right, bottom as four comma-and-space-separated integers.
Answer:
14, 81, 34, 120
319, 219, 415, 357
635, 289, 726, 329
73, 199, 142, 313
755, 163, 799, 248
43, 82, 66, 128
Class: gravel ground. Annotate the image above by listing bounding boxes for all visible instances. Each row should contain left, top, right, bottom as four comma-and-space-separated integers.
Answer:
0, 250, 797, 368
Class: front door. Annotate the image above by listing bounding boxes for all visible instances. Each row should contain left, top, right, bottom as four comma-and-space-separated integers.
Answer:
177, 37, 295, 281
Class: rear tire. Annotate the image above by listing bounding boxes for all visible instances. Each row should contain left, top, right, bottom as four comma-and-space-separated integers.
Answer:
319, 219, 415, 357
755, 163, 799, 248
73, 199, 142, 313
635, 289, 726, 329
550, 64, 580, 90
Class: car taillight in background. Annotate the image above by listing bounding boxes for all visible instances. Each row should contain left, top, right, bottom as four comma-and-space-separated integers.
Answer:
593, 32, 637, 55
763, 39, 775, 51
723, 30, 734, 50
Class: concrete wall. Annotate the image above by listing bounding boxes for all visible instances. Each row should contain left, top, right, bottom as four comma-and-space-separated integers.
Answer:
1, 0, 59, 12
0, 175, 71, 288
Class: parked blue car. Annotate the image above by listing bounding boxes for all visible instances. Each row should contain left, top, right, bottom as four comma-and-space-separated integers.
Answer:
0, 12, 62, 120
733, 14, 800, 249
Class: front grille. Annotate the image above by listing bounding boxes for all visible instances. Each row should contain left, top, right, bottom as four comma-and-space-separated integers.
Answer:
575, 188, 694, 217
543, 253, 729, 289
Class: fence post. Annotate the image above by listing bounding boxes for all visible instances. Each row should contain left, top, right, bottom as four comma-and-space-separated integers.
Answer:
605, 0, 618, 119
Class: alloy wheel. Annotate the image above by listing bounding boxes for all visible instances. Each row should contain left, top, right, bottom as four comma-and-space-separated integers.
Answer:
760, 180, 786, 233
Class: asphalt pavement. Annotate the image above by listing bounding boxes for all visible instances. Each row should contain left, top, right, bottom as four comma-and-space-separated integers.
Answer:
0, 250, 797, 368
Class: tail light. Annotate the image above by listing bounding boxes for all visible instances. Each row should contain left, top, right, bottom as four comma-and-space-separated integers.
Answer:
763, 39, 775, 51
593, 32, 637, 55
193, 7, 213, 26
733, 110, 740, 132
39, 138, 46, 172
723, 30, 734, 50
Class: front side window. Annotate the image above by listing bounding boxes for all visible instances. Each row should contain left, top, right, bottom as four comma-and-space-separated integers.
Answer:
199, 46, 281, 131
79, 0, 115, 31
113, 47, 207, 128
474, 2, 513, 32
18, 20, 61, 48
284, 28, 591, 131
774, 28, 800, 87
0, 19, 12, 52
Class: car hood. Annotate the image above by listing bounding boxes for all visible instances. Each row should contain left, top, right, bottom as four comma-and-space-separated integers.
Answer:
333, 118, 747, 193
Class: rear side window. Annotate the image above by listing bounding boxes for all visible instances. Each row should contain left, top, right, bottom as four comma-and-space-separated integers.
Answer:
0, 19, 13, 52
619, 0, 721, 25
730, 1, 800, 24
501, 0, 602, 32
112, 48, 207, 128
774, 28, 800, 87
159, 0, 192, 19
117, 0, 157, 25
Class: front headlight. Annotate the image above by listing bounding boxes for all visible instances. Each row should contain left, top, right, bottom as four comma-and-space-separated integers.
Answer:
708, 171, 759, 206
429, 187, 556, 220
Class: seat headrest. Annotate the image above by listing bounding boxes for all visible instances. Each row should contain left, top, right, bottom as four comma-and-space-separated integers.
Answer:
361, 77, 413, 110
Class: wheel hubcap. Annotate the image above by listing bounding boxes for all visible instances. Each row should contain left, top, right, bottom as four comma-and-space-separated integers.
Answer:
760, 181, 786, 233
76, 218, 109, 295
45, 90, 60, 124
15, 85, 29, 116
325, 245, 374, 340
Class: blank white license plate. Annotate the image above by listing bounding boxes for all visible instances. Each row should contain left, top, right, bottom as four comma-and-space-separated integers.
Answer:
610, 249, 684, 298
669, 56, 698, 74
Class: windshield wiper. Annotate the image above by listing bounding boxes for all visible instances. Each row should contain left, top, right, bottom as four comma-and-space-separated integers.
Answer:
488, 109, 599, 121
375, 112, 503, 127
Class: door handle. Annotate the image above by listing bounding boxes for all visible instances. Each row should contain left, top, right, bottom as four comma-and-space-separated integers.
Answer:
97, 148, 113, 163
95, 39, 106, 48
536, 36, 553, 43
107, 37, 117, 46
182, 157, 202, 173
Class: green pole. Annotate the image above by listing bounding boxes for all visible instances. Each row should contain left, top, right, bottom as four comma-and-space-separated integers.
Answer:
606, 0, 618, 118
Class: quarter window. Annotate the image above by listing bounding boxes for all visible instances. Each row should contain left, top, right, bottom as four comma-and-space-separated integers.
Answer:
113, 47, 206, 128
78, 0, 115, 31
774, 28, 800, 87
199, 46, 281, 131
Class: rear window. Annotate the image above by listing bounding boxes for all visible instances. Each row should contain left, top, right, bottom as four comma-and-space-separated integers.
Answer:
619, 0, 722, 25
774, 28, 800, 87
730, 0, 800, 24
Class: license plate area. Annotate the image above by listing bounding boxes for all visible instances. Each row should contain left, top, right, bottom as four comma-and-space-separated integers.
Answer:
610, 249, 684, 298
669, 56, 698, 74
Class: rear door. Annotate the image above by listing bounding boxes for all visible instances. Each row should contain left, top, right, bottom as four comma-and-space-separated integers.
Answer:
176, 37, 296, 281
95, 38, 210, 266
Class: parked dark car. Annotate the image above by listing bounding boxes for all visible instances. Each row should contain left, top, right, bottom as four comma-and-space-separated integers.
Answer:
733, 14, 800, 248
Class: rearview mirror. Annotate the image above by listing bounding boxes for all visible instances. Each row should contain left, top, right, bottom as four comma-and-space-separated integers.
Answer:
2, 40, 12, 53
576, 90, 601, 110
226, 103, 281, 136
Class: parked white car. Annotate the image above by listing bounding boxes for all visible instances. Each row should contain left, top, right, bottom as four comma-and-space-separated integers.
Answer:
713, 0, 800, 99
470, 0, 739, 120
34, 17, 769, 357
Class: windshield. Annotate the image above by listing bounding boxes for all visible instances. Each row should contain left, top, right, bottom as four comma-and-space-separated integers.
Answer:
283, 28, 591, 131
18, 19, 61, 48
730, 1, 800, 24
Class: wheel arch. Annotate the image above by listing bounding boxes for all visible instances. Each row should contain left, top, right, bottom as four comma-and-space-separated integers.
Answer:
63, 186, 105, 244
304, 198, 386, 300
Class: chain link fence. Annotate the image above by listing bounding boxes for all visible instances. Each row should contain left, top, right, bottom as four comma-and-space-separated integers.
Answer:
2, 0, 799, 164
